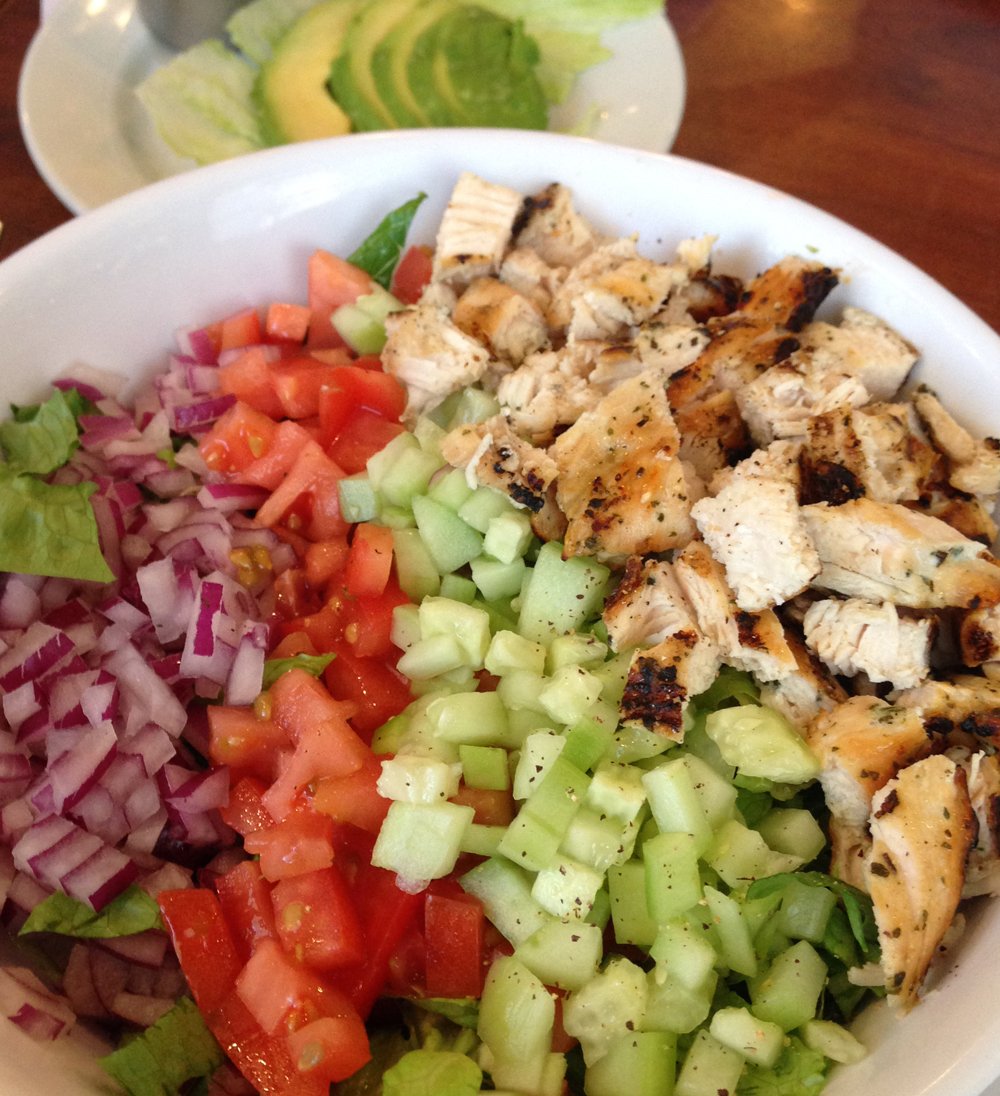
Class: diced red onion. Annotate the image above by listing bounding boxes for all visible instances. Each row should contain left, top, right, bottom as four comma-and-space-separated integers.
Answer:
0, 967, 76, 1041
98, 930, 169, 970
0, 623, 75, 692
46, 721, 119, 813
196, 482, 270, 514
0, 576, 42, 630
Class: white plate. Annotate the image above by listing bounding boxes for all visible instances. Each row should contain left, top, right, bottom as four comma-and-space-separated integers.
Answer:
1, 129, 1000, 1095
17, 0, 687, 214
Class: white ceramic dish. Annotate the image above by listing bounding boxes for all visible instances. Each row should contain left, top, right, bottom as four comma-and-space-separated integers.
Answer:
17, 0, 687, 214
1, 129, 1000, 1095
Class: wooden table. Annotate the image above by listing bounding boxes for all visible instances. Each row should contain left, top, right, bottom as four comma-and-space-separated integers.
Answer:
1, 0, 998, 333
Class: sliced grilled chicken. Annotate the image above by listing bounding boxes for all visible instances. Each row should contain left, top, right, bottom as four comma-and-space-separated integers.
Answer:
432, 172, 524, 287
620, 632, 722, 740
440, 416, 566, 542
913, 385, 1000, 498
603, 557, 696, 651
691, 474, 820, 611
802, 597, 933, 690
550, 368, 696, 562
758, 628, 848, 732
806, 694, 932, 830
865, 754, 975, 1010
499, 246, 567, 313
959, 603, 1000, 667
672, 540, 798, 683
511, 181, 600, 268
451, 277, 549, 367
892, 673, 1000, 751
960, 749, 1000, 897
801, 497, 1000, 609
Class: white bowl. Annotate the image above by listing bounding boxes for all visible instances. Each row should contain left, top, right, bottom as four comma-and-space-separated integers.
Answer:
1, 129, 999, 1096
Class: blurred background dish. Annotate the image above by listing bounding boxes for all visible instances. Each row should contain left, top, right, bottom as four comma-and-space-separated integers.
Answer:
16, 0, 686, 214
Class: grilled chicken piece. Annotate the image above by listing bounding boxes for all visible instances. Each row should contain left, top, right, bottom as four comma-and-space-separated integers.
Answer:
691, 474, 820, 611
802, 597, 933, 690
440, 416, 566, 542
674, 390, 755, 483
382, 300, 492, 424
912, 486, 1000, 546
959, 603, 1000, 667
667, 256, 839, 410
672, 540, 798, 683
499, 246, 567, 313
801, 497, 1000, 610
432, 172, 524, 287
511, 182, 600, 268
451, 278, 549, 367
913, 386, 1000, 498
738, 309, 918, 445
960, 749, 1000, 897
892, 673, 1000, 751
550, 368, 696, 562
758, 629, 848, 732
865, 754, 975, 1010
604, 557, 696, 651
802, 403, 934, 506
806, 694, 932, 829
632, 321, 711, 376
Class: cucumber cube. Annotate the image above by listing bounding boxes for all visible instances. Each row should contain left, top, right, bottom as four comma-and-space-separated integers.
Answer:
371, 800, 474, 882
497, 809, 564, 872
523, 756, 591, 833
799, 1019, 867, 1065
561, 807, 637, 873
427, 690, 509, 747
547, 632, 609, 673
561, 715, 614, 772
395, 634, 466, 681
675, 1030, 745, 1096
586, 762, 648, 825
497, 668, 549, 714
708, 1006, 785, 1068
461, 856, 550, 946
391, 528, 441, 601
705, 704, 820, 785
460, 823, 506, 858
517, 542, 610, 644
459, 744, 511, 790
471, 555, 527, 601
749, 940, 828, 1031
337, 473, 378, 523
367, 430, 419, 488
531, 854, 604, 920
418, 597, 491, 667
412, 494, 484, 574
650, 920, 717, 990
515, 918, 603, 991
412, 413, 447, 457
426, 465, 474, 510
643, 831, 703, 923
439, 573, 477, 604
702, 885, 757, 978
562, 955, 648, 1067
512, 731, 567, 799
641, 760, 713, 852
775, 877, 838, 944
539, 665, 603, 726
607, 860, 658, 947
585, 1031, 677, 1096
707, 819, 802, 887
376, 755, 462, 804
390, 602, 421, 651
447, 386, 501, 427
485, 629, 548, 677
756, 808, 827, 865
378, 445, 442, 508
483, 510, 534, 564
642, 969, 716, 1036
478, 956, 554, 1069
457, 484, 515, 532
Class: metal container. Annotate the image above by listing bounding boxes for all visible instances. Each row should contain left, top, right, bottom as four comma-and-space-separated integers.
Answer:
136, 0, 247, 50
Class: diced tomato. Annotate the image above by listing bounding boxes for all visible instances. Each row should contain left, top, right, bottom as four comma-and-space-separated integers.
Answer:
450, 783, 516, 827
221, 776, 275, 837
343, 522, 394, 599
307, 250, 375, 349
304, 537, 350, 589
391, 245, 434, 305
255, 442, 348, 542
208, 705, 288, 782
273, 567, 320, 621
327, 409, 405, 475
271, 864, 365, 973
339, 577, 409, 659
204, 306, 264, 354
312, 755, 389, 834
218, 345, 287, 419
239, 420, 317, 490
245, 807, 336, 881
286, 1012, 371, 1086
216, 859, 277, 961
200, 400, 280, 475
268, 668, 366, 760
424, 891, 486, 999
322, 645, 412, 739
269, 631, 319, 661
266, 302, 311, 344
158, 888, 243, 1014
316, 367, 407, 441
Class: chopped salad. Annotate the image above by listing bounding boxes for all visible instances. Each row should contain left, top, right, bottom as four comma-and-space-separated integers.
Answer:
2, 172, 999, 1096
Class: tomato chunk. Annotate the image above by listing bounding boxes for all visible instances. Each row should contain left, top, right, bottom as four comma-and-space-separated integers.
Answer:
424, 892, 486, 999
158, 889, 243, 1014
272, 864, 365, 973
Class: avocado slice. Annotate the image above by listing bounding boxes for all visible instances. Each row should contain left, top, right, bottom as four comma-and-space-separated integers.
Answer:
328, 0, 422, 132
371, 0, 459, 127
407, 6, 548, 130
254, 0, 360, 145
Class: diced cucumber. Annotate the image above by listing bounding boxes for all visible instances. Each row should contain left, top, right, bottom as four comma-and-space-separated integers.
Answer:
643, 831, 703, 923
427, 690, 509, 747
439, 572, 477, 603
426, 465, 474, 510
547, 632, 610, 673
706, 819, 802, 887
675, 1030, 745, 1096
562, 955, 648, 1067
391, 527, 441, 600
457, 484, 515, 532
584, 1030, 677, 1096
459, 822, 505, 857
461, 856, 551, 947
749, 940, 828, 1031
331, 283, 403, 354
561, 715, 614, 772
586, 761, 647, 825
705, 704, 820, 785
650, 920, 717, 990
561, 807, 637, 873
515, 918, 603, 991
412, 413, 447, 457
478, 956, 555, 1092
799, 1018, 867, 1065
708, 1006, 785, 1068
497, 668, 550, 715
531, 854, 603, 920
376, 755, 461, 803
377, 444, 442, 508
459, 743, 510, 791
367, 430, 419, 487
371, 800, 474, 882
539, 664, 603, 726
470, 554, 527, 601
395, 634, 466, 680
607, 860, 658, 947
337, 473, 379, 523
640, 760, 713, 853
411, 494, 484, 574
497, 808, 564, 872
756, 807, 826, 865
446, 385, 501, 427
485, 629, 548, 677
483, 509, 534, 564
517, 542, 610, 644
512, 731, 567, 799
523, 756, 591, 833
418, 596, 491, 667
390, 602, 421, 651
702, 885, 757, 978
641, 969, 716, 1036
775, 876, 838, 944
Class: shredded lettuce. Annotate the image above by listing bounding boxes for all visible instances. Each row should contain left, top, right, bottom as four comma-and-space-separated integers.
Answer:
100, 997, 223, 1096
348, 193, 427, 288
738, 1035, 829, 1095
0, 388, 114, 583
18, 886, 163, 939
261, 651, 336, 689
383, 1049, 482, 1096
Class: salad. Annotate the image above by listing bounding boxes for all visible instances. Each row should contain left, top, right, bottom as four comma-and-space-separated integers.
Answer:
1, 170, 999, 1096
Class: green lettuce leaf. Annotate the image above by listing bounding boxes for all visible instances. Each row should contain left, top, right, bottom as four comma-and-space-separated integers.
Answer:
224, 0, 320, 64
348, 193, 427, 289
19, 886, 163, 939
100, 997, 223, 1096
383, 1049, 482, 1096
1, 388, 87, 475
261, 651, 336, 689
737, 1035, 828, 1095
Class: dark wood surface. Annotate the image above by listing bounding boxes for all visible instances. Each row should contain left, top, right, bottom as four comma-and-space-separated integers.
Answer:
1, 0, 998, 331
